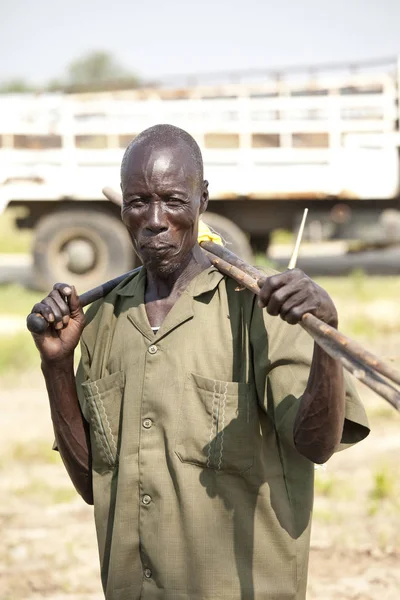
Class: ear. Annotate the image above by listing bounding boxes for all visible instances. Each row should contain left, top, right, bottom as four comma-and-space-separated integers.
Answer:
199, 180, 209, 215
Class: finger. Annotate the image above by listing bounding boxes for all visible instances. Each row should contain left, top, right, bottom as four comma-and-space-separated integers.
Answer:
48, 289, 71, 326
31, 302, 55, 324
53, 282, 73, 298
258, 269, 304, 309
54, 283, 81, 315
280, 289, 311, 320
42, 297, 64, 329
68, 285, 81, 315
281, 301, 312, 325
257, 273, 288, 308
264, 280, 303, 316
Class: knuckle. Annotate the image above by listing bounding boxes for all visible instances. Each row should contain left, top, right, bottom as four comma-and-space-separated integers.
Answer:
40, 299, 53, 312
32, 303, 44, 313
272, 289, 285, 303
280, 300, 292, 316
49, 289, 61, 300
268, 274, 281, 289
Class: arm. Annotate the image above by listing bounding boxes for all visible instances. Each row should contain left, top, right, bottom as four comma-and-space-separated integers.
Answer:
29, 284, 93, 504
293, 341, 344, 463
258, 269, 345, 464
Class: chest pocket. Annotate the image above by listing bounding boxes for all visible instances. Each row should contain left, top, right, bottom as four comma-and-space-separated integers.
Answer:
175, 372, 256, 474
80, 371, 124, 472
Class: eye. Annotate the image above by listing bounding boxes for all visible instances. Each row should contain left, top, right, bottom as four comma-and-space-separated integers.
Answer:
167, 196, 185, 205
125, 196, 146, 206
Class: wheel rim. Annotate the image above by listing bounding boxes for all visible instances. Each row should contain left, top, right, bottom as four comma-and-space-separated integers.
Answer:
61, 238, 97, 274
46, 227, 110, 284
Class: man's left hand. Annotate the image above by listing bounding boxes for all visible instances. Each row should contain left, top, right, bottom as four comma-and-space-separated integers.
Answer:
258, 268, 338, 328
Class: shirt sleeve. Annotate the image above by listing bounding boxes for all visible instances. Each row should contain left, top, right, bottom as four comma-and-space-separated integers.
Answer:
74, 337, 92, 422
250, 303, 370, 452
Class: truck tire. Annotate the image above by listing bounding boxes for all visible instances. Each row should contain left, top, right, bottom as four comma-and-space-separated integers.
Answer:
201, 212, 253, 263
32, 209, 136, 292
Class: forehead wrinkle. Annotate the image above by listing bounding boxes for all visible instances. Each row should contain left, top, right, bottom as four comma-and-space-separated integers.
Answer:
122, 138, 202, 199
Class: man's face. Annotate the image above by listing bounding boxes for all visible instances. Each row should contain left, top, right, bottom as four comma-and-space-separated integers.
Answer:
121, 143, 208, 276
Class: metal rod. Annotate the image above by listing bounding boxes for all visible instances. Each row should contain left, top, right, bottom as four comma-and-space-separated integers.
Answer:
288, 208, 308, 270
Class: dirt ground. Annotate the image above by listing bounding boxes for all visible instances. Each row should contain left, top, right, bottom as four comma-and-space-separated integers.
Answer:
0, 365, 399, 600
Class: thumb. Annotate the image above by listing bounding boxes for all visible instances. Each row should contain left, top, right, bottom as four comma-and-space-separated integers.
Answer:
66, 285, 82, 317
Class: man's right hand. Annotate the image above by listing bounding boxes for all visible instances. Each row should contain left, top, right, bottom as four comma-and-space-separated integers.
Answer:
29, 283, 85, 363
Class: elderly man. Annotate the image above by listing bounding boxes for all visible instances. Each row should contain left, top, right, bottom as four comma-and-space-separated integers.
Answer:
30, 124, 369, 600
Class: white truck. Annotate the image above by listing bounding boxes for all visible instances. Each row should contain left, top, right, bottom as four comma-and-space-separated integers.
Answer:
1, 57, 400, 289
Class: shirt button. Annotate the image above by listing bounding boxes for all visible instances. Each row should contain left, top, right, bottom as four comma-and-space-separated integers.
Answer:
144, 568, 152, 578
148, 344, 158, 354
143, 418, 153, 429
142, 494, 152, 505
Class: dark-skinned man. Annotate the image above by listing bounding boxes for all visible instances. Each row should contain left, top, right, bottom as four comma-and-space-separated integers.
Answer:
29, 124, 369, 600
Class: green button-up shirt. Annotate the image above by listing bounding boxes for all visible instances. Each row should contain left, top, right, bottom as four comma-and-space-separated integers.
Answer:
76, 265, 369, 600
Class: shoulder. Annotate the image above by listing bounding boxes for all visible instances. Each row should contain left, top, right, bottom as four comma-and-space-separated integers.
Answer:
82, 267, 143, 335
223, 263, 279, 302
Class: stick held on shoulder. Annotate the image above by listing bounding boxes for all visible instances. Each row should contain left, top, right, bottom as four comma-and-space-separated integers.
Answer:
27, 268, 141, 335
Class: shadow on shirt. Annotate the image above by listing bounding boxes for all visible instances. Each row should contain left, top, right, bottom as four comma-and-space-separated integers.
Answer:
192, 286, 314, 598
198, 397, 312, 600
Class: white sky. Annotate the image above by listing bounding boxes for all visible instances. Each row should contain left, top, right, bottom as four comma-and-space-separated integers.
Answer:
1, 0, 399, 84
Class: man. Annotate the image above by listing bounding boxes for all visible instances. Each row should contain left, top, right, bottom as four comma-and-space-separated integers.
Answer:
30, 124, 369, 600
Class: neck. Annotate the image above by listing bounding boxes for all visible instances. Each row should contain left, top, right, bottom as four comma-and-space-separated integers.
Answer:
145, 244, 211, 301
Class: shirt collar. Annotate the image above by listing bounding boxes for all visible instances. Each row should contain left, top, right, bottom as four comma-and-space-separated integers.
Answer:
116, 267, 146, 298
116, 264, 225, 299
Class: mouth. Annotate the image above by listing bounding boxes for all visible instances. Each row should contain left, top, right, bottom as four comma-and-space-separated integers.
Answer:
140, 242, 175, 253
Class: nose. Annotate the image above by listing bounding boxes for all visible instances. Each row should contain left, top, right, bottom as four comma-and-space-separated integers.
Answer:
145, 201, 168, 234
